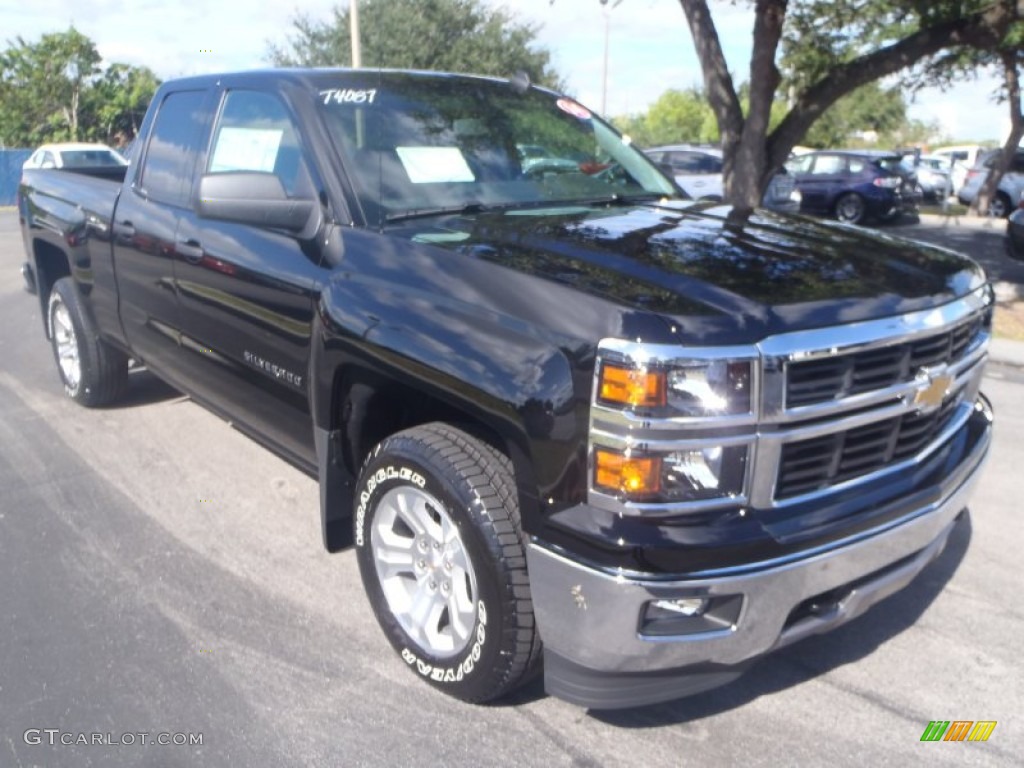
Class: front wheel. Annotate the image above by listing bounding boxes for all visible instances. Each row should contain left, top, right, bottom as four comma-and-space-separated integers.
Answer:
834, 192, 866, 225
354, 423, 540, 702
48, 277, 128, 407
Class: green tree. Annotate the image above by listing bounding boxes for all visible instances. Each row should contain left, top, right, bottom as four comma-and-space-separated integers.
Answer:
86, 63, 161, 144
268, 0, 563, 90
644, 88, 715, 145
0, 28, 159, 147
677, 0, 1020, 207
0, 28, 100, 144
802, 82, 912, 147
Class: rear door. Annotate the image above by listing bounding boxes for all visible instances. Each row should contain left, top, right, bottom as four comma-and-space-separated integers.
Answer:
799, 154, 847, 213
112, 88, 212, 374
171, 87, 327, 468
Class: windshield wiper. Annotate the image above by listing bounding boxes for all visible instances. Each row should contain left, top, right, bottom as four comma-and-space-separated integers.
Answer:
384, 202, 492, 223
567, 192, 667, 207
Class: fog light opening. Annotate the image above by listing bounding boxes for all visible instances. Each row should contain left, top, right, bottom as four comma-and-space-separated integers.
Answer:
651, 597, 708, 617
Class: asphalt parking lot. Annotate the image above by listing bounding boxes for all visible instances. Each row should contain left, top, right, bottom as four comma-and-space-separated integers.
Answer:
1, 209, 1022, 767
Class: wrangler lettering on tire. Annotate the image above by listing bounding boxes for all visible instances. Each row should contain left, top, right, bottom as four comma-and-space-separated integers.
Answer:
354, 423, 541, 702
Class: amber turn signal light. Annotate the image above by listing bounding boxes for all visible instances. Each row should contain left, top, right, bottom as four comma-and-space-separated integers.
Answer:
594, 449, 662, 497
598, 363, 666, 408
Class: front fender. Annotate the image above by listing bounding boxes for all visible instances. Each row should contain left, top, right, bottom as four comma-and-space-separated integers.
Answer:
310, 268, 589, 542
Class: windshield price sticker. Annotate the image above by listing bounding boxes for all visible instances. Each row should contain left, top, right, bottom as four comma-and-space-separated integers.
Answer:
320, 88, 377, 105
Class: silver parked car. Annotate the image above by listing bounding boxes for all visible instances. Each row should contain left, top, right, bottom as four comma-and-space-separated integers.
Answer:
957, 148, 1024, 217
644, 145, 801, 213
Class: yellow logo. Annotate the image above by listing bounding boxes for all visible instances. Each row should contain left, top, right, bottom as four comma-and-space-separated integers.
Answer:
912, 371, 953, 411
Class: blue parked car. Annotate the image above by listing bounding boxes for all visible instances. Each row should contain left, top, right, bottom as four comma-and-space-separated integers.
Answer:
785, 150, 914, 225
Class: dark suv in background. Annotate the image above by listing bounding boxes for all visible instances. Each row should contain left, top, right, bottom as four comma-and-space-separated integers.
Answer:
786, 149, 915, 225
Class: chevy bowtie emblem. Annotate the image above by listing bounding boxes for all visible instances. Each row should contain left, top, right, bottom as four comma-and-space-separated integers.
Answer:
912, 367, 953, 413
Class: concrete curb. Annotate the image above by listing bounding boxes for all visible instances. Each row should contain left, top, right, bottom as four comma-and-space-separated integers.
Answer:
990, 337, 1024, 368
917, 212, 1008, 230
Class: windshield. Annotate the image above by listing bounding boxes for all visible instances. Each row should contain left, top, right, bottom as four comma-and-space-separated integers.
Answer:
316, 72, 677, 223
60, 149, 127, 168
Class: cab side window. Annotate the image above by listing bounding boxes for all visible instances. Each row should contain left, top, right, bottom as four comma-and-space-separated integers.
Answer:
208, 90, 314, 199
139, 90, 207, 207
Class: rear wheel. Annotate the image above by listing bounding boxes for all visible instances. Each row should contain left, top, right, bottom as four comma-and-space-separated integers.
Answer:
834, 192, 866, 225
48, 277, 128, 406
354, 423, 540, 702
989, 192, 1011, 219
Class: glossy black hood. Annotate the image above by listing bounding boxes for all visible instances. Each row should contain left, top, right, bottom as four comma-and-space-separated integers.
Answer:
387, 201, 986, 344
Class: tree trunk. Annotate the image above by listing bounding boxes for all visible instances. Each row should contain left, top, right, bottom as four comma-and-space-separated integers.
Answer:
679, 0, 1013, 208
974, 50, 1022, 217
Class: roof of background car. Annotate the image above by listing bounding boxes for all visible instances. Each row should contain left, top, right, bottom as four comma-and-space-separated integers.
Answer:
814, 149, 903, 159
643, 145, 723, 156
36, 142, 120, 153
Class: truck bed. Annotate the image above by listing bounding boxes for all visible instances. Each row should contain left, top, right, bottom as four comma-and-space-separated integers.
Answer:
19, 167, 126, 236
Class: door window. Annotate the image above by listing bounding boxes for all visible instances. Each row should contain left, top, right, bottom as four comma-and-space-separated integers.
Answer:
208, 90, 314, 199
810, 155, 846, 175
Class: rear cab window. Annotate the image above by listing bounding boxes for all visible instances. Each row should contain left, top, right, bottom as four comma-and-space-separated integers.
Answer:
137, 90, 209, 208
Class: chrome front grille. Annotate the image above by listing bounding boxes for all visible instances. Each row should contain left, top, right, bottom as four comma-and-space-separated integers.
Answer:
786, 315, 984, 408
775, 396, 959, 499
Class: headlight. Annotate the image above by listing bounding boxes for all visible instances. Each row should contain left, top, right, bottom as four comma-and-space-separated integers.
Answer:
597, 359, 752, 418
667, 361, 750, 417
593, 445, 748, 503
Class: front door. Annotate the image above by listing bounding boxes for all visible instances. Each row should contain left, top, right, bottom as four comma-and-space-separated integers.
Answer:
172, 88, 326, 468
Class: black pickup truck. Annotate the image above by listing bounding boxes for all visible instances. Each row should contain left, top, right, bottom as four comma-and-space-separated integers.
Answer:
18, 69, 993, 709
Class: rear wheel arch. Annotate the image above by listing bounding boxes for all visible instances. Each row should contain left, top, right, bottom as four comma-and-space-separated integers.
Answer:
33, 239, 72, 336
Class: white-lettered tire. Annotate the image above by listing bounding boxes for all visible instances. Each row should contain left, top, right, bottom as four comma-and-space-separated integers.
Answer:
48, 277, 128, 407
354, 423, 541, 703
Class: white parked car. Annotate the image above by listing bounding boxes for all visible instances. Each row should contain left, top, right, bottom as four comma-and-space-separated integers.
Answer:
644, 144, 801, 213
22, 142, 129, 171
931, 144, 986, 194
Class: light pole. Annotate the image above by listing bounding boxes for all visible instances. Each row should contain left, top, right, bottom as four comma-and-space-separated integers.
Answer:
600, 0, 623, 115
350, 0, 362, 68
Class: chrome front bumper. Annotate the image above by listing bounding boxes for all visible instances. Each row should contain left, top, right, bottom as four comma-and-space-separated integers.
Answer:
529, 398, 991, 708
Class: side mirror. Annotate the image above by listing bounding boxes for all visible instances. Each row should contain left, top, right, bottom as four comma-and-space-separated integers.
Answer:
40, 160, 55, 169
197, 172, 316, 232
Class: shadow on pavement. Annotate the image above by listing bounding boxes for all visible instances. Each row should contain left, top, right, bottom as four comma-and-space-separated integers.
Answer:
588, 512, 972, 727
114, 366, 185, 409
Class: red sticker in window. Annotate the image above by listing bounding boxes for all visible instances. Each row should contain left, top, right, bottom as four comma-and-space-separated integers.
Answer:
556, 98, 592, 120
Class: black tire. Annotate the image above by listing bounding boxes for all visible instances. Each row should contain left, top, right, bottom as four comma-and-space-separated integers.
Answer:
834, 192, 866, 225
354, 423, 540, 703
989, 192, 1011, 219
48, 277, 128, 407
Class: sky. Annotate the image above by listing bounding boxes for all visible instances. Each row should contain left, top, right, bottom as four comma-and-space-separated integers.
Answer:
0, 0, 1012, 143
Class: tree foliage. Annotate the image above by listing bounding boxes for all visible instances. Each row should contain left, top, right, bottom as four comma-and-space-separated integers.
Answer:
0, 28, 159, 147
613, 83, 789, 148
268, 0, 564, 90
802, 81, 940, 148
678, 0, 1022, 207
